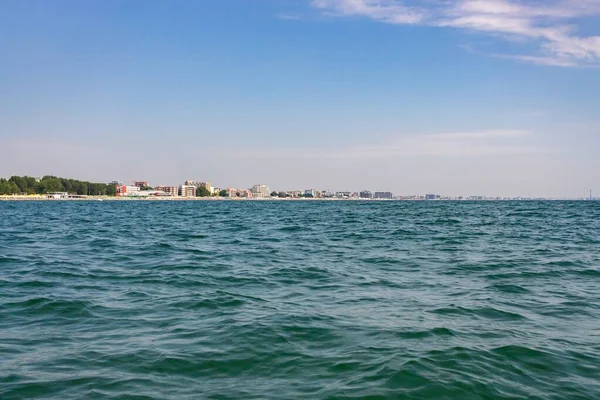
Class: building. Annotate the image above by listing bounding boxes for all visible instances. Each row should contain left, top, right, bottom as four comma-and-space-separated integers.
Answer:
179, 185, 196, 197
374, 192, 393, 199
225, 188, 252, 198
155, 186, 179, 197
335, 192, 351, 198
47, 192, 69, 199
185, 181, 212, 192
116, 185, 140, 197
134, 181, 148, 188
251, 184, 270, 198
425, 194, 440, 200
129, 190, 162, 197
303, 189, 317, 198
359, 190, 373, 199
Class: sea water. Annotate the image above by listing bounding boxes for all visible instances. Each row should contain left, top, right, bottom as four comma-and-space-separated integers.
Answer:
1, 200, 599, 399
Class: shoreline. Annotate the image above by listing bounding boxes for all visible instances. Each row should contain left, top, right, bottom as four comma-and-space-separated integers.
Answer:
0, 195, 585, 201
0, 195, 409, 201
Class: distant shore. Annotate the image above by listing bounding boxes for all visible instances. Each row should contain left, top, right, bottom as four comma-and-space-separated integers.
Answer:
0, 195, 395, 201
0, 195, 584, 201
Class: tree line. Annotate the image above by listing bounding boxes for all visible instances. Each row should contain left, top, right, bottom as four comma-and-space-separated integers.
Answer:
0, 176, 117, 196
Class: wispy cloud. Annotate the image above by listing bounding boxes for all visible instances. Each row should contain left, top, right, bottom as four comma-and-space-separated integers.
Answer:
312, 0, 424, 24
337, 129, 541, 158
492, 53, 579, 67
220, 129, 547, 160
309, 0, 600, 67
426, 129, 531, 140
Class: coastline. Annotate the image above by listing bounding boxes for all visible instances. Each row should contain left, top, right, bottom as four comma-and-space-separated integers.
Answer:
0, 195, 399, 201
0, 195, 582, 201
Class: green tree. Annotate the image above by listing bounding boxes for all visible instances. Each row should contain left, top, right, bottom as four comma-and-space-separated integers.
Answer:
196, 186, 211, 197
9, 182, 19, 194
270, 191, 278, 197
37, 177, 63, 193
0, 179, 9, 194
1, 175, 118, 196
9, 176, 37, 193
219, 189, 228, 197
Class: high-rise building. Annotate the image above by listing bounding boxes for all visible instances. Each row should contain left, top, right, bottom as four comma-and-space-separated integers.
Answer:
359, 190, 373, 199
155, 186, 179, 197
374, 192, 393, 199
179, 185, 196, 197
251, 184, 270, 198
304, 189, 317, 198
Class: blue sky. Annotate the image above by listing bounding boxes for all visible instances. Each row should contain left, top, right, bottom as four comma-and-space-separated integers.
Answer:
1, 0, 599, 197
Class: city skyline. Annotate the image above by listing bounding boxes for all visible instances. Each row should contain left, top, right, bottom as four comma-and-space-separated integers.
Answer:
69, 177, 600, 200
0, 173, 597, 200
1, 0, 599, 197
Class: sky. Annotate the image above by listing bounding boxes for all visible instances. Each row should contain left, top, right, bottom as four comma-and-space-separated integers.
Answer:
1, 0, 599, 197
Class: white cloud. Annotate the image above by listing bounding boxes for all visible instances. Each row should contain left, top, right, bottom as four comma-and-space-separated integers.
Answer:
311, 0, 425, 24
335, 129, 542, 158
218, 129, 545, 160
309, 0, 600, 67
426, 129, 531, 140
493, 53, 578, 67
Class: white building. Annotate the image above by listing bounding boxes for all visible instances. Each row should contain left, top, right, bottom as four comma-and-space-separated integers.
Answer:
251, 184, 270, 198
117, 185, 140, 197
335, 192, 351, 198
47, 192, 69, 199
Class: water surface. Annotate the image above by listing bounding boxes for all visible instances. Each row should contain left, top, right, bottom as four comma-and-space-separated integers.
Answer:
1, 201, 599, 399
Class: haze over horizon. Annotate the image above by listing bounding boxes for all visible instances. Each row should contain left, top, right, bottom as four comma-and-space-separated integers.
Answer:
1, 0, 599, 197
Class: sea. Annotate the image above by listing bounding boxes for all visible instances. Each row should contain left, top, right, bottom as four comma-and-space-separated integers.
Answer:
1, 200, 599, 399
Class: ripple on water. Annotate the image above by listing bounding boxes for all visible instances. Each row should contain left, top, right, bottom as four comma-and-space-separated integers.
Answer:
0, 200, 599, 399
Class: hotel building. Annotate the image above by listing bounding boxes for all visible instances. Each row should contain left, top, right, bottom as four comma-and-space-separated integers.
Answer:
179, 185, 196, 197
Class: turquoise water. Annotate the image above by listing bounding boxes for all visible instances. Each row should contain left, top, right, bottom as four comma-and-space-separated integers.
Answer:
1, 200, 599, 399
